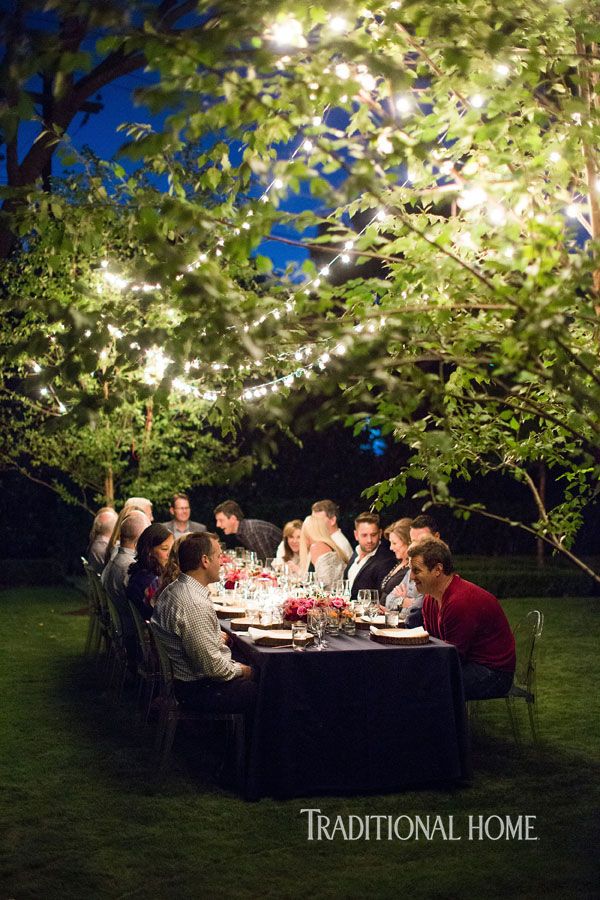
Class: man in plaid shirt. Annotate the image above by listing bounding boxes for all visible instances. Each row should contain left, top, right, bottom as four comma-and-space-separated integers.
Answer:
214, 500, 282, 560
151, 531, 256, 714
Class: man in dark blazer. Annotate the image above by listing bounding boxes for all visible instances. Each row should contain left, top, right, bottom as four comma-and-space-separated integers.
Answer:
344, 512, 395, 600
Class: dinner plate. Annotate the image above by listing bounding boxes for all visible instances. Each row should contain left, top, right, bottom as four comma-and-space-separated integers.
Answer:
369, 625, 430, 646
213, 605, 247, 618
230, 617, 279, 632
247, 627, 313, 647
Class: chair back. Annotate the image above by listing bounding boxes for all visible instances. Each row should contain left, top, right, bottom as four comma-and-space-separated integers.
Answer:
105, 592, 124, 639
513, 609, 544, 694
148, 623, 177, 699
128, 601, 154, 668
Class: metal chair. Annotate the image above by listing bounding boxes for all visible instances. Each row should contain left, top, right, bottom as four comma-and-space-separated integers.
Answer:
505, 609, 544, 746
148, 624, 246, 786
469, 609, 544, 748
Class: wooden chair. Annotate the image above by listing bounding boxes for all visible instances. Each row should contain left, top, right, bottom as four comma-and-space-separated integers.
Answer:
81, 558, 101, 656
148, 624, 246, 786
127, 600, 161, 724
102, 587, 129, 702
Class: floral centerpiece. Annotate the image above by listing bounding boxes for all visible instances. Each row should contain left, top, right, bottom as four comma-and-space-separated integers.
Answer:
223, 568, 245, 590
282, 595, 349, 623
282, 596, 316, 623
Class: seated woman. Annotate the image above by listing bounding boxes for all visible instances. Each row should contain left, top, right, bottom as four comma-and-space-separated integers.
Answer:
155, 534, 187, 600
380, 518, 412, 605
298, 514, 350, 591
126, 523, 173, 620
273, 519, 302, 574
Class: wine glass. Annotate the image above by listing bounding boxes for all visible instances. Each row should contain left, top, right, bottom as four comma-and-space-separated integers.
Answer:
356, 589, 370, 618
309, 609, 327, 651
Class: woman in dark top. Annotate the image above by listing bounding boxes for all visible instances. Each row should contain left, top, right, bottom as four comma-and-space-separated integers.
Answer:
380, 517, 413, 606
126, 523, 173, 620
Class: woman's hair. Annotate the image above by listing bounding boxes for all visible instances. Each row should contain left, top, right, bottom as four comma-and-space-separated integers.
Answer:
156, 534, 188, 597
385, 517, 413, 547
131, 523, 172, 576
282, 519, 302, 562
104, 503, 148, 565
299, 514, 349, 574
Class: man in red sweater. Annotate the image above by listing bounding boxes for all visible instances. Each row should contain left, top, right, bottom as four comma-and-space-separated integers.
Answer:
408, 539, 515, 700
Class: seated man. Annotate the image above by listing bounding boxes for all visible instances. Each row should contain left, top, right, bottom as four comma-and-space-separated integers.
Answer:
344, 512, 395, 600
162, 492, 207, 537
214, 500, 282, 561
384, 514, 442, 626
101, 509, 150, 661
86, 507, 118, 575
407, 538, 515, 701
151, 531, 256, 716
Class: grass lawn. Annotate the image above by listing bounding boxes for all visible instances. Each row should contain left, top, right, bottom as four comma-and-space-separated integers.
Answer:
0, 587, 598, 899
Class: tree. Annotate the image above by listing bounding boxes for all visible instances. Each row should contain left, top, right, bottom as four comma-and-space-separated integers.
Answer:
0, 0, 213, 257
2, 1, 600, 577
0, 166, 255, 509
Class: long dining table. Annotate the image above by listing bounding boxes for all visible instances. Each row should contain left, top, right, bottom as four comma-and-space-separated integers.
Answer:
224, 624, 470, 801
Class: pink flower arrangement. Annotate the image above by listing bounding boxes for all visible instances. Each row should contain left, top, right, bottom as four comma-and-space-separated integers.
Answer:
224, 568, 244, 590
282, 595, 349, 622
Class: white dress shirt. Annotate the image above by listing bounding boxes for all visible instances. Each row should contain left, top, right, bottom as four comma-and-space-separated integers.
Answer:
347, 545, 378, 590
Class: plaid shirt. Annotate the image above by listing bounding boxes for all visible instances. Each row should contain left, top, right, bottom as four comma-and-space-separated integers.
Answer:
236, 518, 282, 560
151, 573, 241, 683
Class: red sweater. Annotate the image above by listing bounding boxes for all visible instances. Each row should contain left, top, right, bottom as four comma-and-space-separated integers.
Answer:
422, 575, 515, 672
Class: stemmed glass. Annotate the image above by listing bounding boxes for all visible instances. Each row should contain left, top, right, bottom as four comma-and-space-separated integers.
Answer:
356, 589, 371, 618
368, 589, 380, 620
308, 608, 327, 651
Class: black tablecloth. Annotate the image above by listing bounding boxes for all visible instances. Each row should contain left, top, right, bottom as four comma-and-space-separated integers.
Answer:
226, 626, 470, 800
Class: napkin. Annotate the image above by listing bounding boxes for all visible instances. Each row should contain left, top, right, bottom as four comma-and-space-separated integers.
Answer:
369, 625, 429, 639
247, 627, 293, 643
361, 614, 386, 625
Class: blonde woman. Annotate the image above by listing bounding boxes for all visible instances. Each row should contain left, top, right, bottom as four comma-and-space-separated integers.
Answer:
380, 518, 413, 604
299, 514, 349, 591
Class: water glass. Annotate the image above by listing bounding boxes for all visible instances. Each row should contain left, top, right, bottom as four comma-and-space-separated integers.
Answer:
342, 613, 356, 636
292, 622, 308, 651
385, 609, 399, 628
259, 608, 273, 626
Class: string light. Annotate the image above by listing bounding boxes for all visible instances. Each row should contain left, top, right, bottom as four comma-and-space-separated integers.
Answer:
470, 94, 486, 109
494, 63, 510, 78
328, 15, 348, 33
395, 95, 413, 115
270, 18, 306, 48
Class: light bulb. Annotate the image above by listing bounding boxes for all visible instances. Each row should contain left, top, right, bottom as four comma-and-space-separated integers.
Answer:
270, 18, 306, 48
329, 15, 347, 33
470, 93, 485, 109
395, 94, 412, 114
